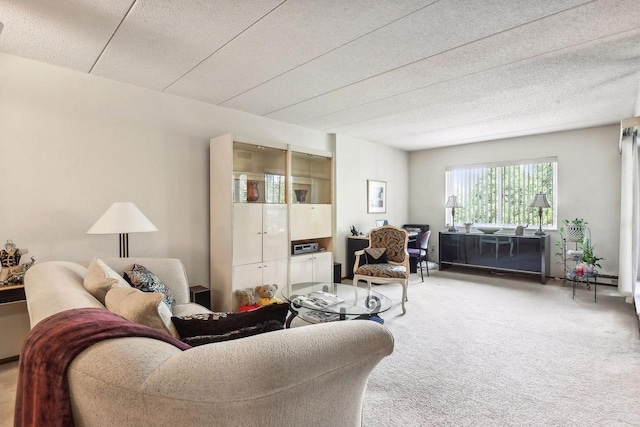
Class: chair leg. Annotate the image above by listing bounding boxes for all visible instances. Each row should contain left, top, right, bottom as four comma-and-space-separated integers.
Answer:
419, 259, 424, 282
401, 281, 407, 314
425, 256, 430, 277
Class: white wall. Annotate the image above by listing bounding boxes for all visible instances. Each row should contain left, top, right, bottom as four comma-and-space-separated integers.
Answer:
0, 52, 332, 357
0, 52, 332, 284
335, 134, 409, 274
409, 125, 621, 279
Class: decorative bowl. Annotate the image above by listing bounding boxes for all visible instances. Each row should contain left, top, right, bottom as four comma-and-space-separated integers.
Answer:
477, 227, 501, 234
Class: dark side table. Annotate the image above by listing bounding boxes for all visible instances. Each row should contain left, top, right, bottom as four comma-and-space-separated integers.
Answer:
189, 286, 211, 309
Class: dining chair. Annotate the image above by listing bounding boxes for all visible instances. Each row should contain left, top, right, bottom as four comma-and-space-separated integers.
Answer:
408, 230, 431, 281
352, 225, 409, 314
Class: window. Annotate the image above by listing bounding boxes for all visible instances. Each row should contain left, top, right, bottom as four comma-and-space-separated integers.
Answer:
445, 157, 557, 228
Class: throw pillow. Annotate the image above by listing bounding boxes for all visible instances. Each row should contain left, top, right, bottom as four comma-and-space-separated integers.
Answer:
364, 248, 388, 264
124, 264, 176, 311
171, 302, 290, 339
105, 287, 178, 337
84, 258, 130, 305
180, 320, 284, 346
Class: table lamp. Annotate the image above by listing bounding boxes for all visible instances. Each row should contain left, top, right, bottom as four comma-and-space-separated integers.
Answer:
87, 202, 157, 257
445, 195, 462, 232
529, 193, 551, 235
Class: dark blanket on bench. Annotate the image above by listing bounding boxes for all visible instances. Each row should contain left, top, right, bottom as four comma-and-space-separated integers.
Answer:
14, 307, 191, 427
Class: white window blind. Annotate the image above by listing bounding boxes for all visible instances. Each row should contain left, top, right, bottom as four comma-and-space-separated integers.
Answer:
445, 157, 557, 228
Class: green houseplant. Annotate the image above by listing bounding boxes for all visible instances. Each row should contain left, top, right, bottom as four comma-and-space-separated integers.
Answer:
580, 238, 603, 272
554, 218, 588, 265
563, 218, 588, 242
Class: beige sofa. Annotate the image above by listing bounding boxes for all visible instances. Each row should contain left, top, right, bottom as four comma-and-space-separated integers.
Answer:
23, 258, 394, 427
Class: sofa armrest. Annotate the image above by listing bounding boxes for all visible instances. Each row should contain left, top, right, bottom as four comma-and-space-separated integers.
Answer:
68, 321, 393, 427
146, 320, 393, 399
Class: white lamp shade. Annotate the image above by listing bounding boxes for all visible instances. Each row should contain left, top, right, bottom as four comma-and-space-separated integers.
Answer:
87, 202, 157, 235
445, 195, 462, 208
529, 193, 551, 208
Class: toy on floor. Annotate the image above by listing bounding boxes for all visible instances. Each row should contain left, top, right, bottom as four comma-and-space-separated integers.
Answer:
234, 288, 260, 312
255, 284, 283, 306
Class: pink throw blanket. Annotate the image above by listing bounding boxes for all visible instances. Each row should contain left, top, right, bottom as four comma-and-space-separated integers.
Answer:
14, 308, 191, 427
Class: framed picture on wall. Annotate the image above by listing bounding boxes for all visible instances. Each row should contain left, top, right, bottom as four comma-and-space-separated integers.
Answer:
367, 180, 387, 213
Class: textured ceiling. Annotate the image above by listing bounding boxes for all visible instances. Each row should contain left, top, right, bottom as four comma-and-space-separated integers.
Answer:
1, 0, 639, 151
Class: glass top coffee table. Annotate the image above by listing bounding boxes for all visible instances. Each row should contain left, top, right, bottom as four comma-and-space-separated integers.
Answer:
281, 282, 392, 327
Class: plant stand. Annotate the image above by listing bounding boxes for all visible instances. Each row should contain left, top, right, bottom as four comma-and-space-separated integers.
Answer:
561, 226, 588, 287
569, 270, 598, 302
561, 226, 598, 302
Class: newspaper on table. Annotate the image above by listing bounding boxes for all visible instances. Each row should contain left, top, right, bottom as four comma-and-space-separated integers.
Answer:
295, 290, 344, 310
299, 310, 340, 323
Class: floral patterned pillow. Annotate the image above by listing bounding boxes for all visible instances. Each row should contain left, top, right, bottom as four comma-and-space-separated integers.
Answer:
124, 264, 176, 311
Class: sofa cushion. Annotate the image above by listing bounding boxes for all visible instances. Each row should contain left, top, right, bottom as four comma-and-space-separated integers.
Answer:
364, 248, 388, 264
83, 258, 130, 304
124, 264, 176, 311
171, 303, 289, 339
180, 320, 284, 346
355, 263, 407, 278
105, 287, 178, 337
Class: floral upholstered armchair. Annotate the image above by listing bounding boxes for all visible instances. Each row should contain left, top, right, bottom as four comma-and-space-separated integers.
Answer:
352, 225, 409, 314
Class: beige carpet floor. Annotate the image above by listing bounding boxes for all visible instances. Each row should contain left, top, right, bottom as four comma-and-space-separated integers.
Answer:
0, 360, 18, 427
1, 268, 638, 427
362, 267, 640, 427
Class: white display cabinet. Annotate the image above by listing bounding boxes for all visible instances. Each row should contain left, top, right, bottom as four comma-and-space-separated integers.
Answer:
210, 135, 289, 311
211, 135, 334, 311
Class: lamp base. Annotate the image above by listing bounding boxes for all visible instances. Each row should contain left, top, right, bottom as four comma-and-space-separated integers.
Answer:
448, 227, 458, 232
119, 233, 129, 258
534, 209, 545, 236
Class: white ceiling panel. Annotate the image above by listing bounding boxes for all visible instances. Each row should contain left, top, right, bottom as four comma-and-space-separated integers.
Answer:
90, 0, 283, 90
1, 0, 639, 151
164, 0, 432, 104
391, 89, 636, 150
325, 33, 640, 149
222, 0, 590, 116
0, 0, 133, 72
267, 0, 640, 126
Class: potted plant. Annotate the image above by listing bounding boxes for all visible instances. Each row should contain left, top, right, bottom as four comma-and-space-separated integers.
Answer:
580, 238, 602, 274
563, 218, 587, 242
463, 221, 474, 233
554, 218, 588, 266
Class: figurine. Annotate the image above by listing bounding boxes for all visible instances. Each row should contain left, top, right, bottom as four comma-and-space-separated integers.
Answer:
2, 256, 37, 286
1, 240, 22, 268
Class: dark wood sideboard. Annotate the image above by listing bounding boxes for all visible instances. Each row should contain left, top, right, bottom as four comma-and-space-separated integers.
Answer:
438, 231, 550, 283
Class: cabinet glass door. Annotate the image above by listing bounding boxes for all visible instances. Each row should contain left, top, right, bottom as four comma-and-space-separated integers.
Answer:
291, 151, 331, 204
233, 142, 286, 203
